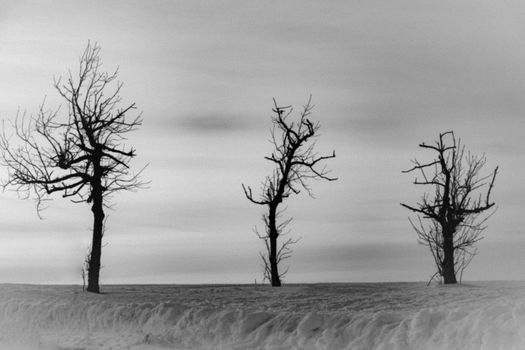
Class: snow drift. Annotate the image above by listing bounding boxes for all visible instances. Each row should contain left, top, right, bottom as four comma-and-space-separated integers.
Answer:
0, 282, 524, 350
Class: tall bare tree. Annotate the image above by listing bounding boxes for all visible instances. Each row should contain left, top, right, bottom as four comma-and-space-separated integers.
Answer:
0, 43, 146, 293
401, 131, 497, 284
243, 97, 337, 286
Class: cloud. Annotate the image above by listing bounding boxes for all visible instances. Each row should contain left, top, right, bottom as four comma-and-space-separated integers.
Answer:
175, 113, 252, 133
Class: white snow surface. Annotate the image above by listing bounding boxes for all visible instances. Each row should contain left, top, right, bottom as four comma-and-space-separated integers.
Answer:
0, 281, 524, 350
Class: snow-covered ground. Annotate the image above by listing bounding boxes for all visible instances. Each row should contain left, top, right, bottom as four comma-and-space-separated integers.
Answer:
0, 281, 524, 350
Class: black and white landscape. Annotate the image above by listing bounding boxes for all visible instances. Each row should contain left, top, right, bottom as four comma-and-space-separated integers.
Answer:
1, 1, 524, 349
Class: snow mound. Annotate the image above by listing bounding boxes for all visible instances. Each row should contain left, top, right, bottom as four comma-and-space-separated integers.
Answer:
0, 282, 524, 349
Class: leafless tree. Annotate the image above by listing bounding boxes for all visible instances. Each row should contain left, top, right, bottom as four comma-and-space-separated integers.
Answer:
401, 131, 498, 284
243, 96, 337, 287
81, 247, 91, 292
0, 42, 146, 293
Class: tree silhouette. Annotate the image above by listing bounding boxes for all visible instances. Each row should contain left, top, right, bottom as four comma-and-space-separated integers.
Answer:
0, 43, 146, 293
243, 96, 337, 287
401, 131, 497, 284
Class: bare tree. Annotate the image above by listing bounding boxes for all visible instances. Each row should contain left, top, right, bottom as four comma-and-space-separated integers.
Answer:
81, 247, 91, 292
0, 42, 146, 293
401, 131, 497, 284
243, 96, 337, 287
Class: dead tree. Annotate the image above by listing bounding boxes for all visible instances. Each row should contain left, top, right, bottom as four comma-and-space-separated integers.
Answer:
81, 247, 91, 292
401, 131, 498, 284
243, 96, 337, 287
0, 42, 146, 293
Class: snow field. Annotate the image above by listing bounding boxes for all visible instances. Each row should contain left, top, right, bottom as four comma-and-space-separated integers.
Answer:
0, 282, 523, 349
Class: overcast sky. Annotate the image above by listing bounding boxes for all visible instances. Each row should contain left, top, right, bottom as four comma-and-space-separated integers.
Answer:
0, 0, 524, 284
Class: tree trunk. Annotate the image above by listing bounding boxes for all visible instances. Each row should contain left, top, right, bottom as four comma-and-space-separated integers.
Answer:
269, 235, 281, 287
87, 182, 104, 293
268, 205, 281, 287
442, 229, 457, 284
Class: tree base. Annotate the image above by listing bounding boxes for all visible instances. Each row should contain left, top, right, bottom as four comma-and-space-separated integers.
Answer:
86, 285, 100, 293
443, 275, 458, 284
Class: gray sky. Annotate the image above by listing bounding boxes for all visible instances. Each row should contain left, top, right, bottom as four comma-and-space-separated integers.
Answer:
0, 0, 524, 284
